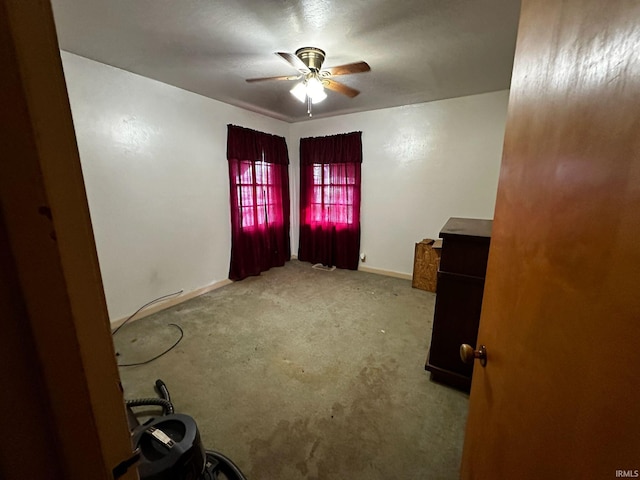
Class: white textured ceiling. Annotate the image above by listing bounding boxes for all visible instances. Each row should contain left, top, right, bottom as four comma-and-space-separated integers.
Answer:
51, 0, 521, 123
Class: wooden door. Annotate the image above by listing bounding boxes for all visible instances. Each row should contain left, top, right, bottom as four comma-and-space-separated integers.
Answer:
461, 0, 640, 478
0, 1, 137, 478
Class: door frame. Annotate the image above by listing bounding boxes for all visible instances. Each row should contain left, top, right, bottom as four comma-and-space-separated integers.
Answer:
0, 1, 136, 478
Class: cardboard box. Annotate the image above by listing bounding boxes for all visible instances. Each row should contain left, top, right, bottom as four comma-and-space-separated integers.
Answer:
412, 238, 442, 292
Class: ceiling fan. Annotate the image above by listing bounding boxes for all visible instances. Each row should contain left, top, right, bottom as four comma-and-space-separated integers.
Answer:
246, 47, 370, 116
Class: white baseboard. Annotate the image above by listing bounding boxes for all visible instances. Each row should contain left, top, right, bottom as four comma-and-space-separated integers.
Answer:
110, 278, 233, 328
358, 265, 412, 281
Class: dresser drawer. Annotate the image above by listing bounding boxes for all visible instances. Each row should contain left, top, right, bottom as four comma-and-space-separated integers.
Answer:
439, 236, 490, 277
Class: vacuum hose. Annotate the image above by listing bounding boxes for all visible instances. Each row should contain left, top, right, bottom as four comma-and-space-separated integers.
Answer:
155, 379, 174, 414
125, 397, 174, 415
125, 379, 175, 415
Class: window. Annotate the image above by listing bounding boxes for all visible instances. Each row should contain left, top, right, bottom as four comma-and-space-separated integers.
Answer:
310, 163, 357, 225
226, 124, 290, 280
235, 160, 282, 229
298, 131, 362, 270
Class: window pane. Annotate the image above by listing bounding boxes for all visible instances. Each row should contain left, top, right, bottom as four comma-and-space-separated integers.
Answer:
323, 187, 332, 204
266, 186, 277, 205
263, 163, 272, 185
313, 186, 323, 203
310, 204, 323, 223
239, 186, 255, 207
255, 161, 265, 184
241, 206, 255, 227
312, 164, 321, 184
239, 161, 253, 184
256, 187, 265, 206
257, 203, 267, 225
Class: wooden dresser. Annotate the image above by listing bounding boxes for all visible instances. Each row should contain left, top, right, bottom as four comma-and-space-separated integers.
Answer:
425, 217, 492, 390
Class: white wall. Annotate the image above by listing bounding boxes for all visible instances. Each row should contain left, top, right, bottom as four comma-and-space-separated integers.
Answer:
61, 52, 290, 321
62, 51, 508, 321
290, 91, 509, 276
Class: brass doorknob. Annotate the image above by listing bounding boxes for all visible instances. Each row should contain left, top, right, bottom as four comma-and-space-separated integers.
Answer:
460, 344, 487, 367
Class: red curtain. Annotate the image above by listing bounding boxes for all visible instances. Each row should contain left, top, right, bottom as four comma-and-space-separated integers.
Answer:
227, 125, 290, 280
298, 131, 362, 270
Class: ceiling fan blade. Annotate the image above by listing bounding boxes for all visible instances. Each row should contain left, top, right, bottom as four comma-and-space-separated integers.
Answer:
275, 52, 309, 72
324, 79, 360, 98
325, 61, 371, 76
245, 75, 301, 83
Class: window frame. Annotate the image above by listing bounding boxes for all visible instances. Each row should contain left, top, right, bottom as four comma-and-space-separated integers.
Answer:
235, 159, 282, 230
308, 162, 357, 226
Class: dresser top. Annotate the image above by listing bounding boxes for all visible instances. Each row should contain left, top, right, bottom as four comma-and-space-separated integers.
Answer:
440, 217, 493, 239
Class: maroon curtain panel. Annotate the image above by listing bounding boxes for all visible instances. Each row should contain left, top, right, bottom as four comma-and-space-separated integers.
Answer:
298, 131, 362, 270
227, 125, 291, 280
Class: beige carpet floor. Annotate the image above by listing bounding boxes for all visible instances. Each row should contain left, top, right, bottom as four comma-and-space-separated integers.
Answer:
115, 260, 469, 480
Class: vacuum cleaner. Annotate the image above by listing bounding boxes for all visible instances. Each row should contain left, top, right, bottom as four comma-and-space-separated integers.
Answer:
123, 379, 247, 480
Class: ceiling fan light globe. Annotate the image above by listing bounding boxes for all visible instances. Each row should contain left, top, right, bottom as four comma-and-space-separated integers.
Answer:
310, 89, 327, 104
290, 82, 307, 103
306, 76, 324, 96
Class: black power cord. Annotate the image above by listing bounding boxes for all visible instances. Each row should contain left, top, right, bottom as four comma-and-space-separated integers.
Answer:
112, 290, 185, 367
117, 323, 184, 367
112, 290, 183, 336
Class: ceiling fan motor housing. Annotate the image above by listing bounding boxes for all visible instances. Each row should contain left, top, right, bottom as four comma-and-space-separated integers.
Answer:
295, 47, 326, 71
